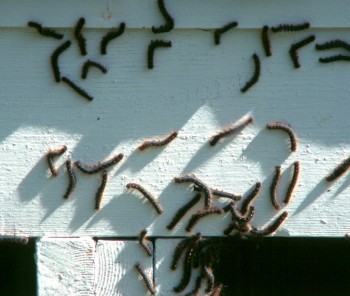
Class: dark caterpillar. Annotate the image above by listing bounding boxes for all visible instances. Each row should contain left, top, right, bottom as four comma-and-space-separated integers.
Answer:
81, 60, 108, 79
75, 153, 124, 174
266, 121, 298, 152
147, 39, 172, 69
315, 39, 350, 51
230, 205, 255, 223
325, 156, 350, 182
74, 17, 87, 56
289, 35, 315, 68
138, 131, 178, 150
271, 22, 310, 33
152, 0, 174, 33
61, 77, 94, 101
284, 161, 300, 204
28, 21, 63, 39
261, 25, 272, 56
95, 170, 108, 210
134, 263, 156, 295
51, 41, 71, 82
240, 182, 262, 215
270, 165, 281, 210
240, 53, 261, 93
319, 55, 350, 63
46, 145, 67, 176
214, 21, 238, 45
250, 211, 288, 237
100, 22, 126, 55
185, 207, 224, 232
138, 229, 152, 257
63, 160, 76, 200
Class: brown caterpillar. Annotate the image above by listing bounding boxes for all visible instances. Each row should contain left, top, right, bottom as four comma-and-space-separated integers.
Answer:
27, 21, 63, 39
81, 60, 108, 79
240, 182, 262, 215
271, 22, 310, 33
74, 17, 87, 56
166, 193, 201, 230
240, 53, 261, 93
61, 76, 94, 101
193, 185, 241, 201
261, 25, 272, 56
284, 161, 300, 204
100, 22, 126, 55
75, 153, 124, 174
171, 233, 201, 270
326, 156, 350, 182
289, 35, 315, 68
202, 266, 215, 293
250, 211, 288, 237
63, 160, 76, 200
95, 170, 108, 210
270, 165, 281, 210
134, 263, 156, 295
230, 205, 255, 223
126, 183, 164, 214
315, 39, 350, 51
147, 39, 172, 69
319, 55, 350, 63
152, 0, 174, 33
266, 121, 298, 152
138, 229, 152, 257
214, 21, 238, 45
174, 174, 212, 208
210, 116, 253, 146
51, 40, 71, 82
185, 207, 224, 232
46, 145, 67, 176
138, 131, 178, 151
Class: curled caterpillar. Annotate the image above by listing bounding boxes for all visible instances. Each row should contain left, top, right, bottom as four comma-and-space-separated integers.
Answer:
185, 207, 224, 232
289, 35, 315, 68
266, 121, 298, 152
63, 160, 76, 200
147, 39, 172, 69
75, 153, 124, 174
134, 263, 156, 295
240, 53, 261, 93
100, 22, 126, 55
126, 183, 163, 214
319, 55, 350, 63
250, 211, 288, 237
214, 21, 238, 45
315, 39, 350, 51
284, 161, 300, 204
210, 116, 253, 146
270, 165, 282, 210
271, 22, 310, 33
138, 131, 178, 151
95, 170, 108, 210
325, 156, 350, 182
74, 17, 87, 56
51, 40, 71, 82
166, 193, 201, 230
240, 182, 262, 215
61, 76, 94, 101
261, 25, 272, 56
174, 174, 212, 208
46, 145, 67, 176
28, 21, 63, 39
152, 0, 174, 33
171, 233, 201, 270
230, 205, 255, 223
81, 60, 108, 79
138, 229, 152, 257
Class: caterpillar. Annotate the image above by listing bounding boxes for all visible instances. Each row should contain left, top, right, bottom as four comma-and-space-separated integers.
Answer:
152, 0, 174, 34
240, 53, 261, 93
46, 145, 67, 177
63, 160, 76, 200
75, 153, 124, 174
166, 193, 201, 230
261, 25, 272, 57
222, 202, 234, 213
202, 266, 215, 293
284, 161, 300, 204
185, 207, 224, 232
223, 221, 238, 235
74, 17, 87, 56
51, 40, 71, 82
250, 211, 288, 237
100, 22, 126, 55
138, 131, 178, 150
270, 165, 281, 210
319, 55, 350, 63
193, 185, 241, 201
95, 170, 108, 210
266, 121, 298, 152
134, 263, 156, 295
147, 39, 172, 69
315, 39, 350, 51
230, 205, 255, 223
27, 21, 63, 39
126, 183, 164, 214
174, 174, 212, 208
209, 116, 254, 146
213, 21, 238, 45
61, 76, 94, 101
171, 233, 201, 270
138, 229, 152, 257
325, 156, 350, 182
240, 182, 262, 215
289, 35, 315, 68
81, 60, 108, 79
271, 22, 310, 33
